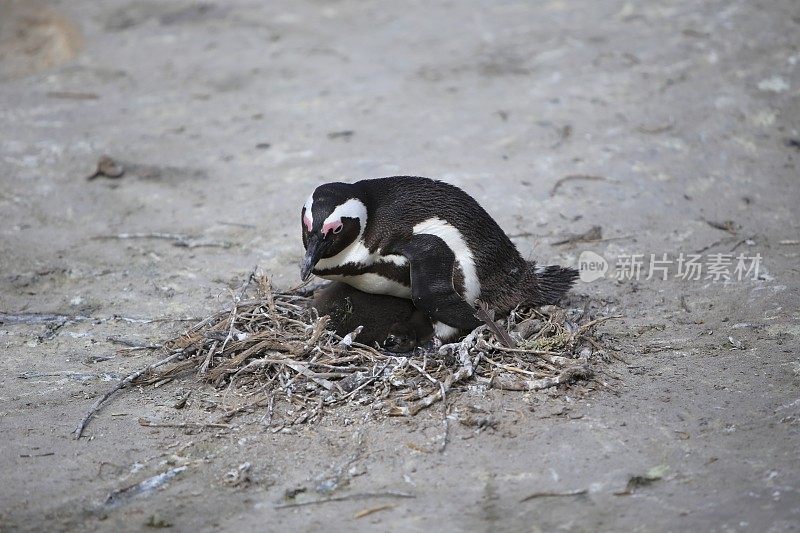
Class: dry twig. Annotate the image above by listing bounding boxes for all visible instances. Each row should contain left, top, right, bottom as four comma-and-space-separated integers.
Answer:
73, 351, 184, 439
520, 488, 588, 502
275, 491, 414, 509
76, 270, 619, 432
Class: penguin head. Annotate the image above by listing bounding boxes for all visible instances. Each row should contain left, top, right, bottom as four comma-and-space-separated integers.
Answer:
301, 182, 367, 280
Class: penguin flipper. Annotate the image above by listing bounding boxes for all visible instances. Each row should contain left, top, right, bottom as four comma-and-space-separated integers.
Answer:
396, 234, 482, 331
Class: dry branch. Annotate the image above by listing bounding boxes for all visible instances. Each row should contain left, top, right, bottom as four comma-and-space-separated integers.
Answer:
74, 270, 619, 434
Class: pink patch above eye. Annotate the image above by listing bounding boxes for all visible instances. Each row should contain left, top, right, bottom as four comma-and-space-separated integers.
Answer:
322, 220, 343, 236
303, 214, 313, 232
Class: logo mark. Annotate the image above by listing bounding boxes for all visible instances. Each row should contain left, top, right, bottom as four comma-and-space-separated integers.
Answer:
578, 251, 608, 282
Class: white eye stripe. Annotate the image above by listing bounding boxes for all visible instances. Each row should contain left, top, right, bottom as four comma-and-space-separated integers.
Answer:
303, 193, 315, 226
323, 198, 367, 227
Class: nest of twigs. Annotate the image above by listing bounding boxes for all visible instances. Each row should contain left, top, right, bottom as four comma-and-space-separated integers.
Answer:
125, 271, 618, 427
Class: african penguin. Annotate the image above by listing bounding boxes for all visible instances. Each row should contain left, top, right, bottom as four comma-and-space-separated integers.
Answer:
311, 282, 433, 353
301, 176, 578, 341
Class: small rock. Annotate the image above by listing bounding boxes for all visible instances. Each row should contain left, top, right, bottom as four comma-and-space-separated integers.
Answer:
87, 155, 125, 180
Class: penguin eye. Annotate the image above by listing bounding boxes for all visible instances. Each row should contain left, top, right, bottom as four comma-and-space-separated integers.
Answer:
322, 221, 344, 237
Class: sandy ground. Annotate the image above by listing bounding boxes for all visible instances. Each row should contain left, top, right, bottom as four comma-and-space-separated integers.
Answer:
1, 0, 799, 531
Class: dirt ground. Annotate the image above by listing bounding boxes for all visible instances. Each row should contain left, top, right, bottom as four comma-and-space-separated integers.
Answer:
1, 0, 799, 531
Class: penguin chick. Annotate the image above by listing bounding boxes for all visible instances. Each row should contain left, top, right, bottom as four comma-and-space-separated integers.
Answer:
311, 282, 433, 353
384, 309, 436, 353
301, 176, 578, 340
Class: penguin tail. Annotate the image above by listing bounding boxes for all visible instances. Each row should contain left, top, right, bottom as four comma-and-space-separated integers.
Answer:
522, 262, 579, 306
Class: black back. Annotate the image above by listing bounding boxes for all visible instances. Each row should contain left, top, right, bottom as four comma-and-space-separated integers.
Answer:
354, 176, 528, 306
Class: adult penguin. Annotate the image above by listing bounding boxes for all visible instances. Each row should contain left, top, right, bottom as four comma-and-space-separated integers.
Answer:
300, 176, 578, 340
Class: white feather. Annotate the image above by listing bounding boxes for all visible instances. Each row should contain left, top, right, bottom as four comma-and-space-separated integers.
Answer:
433, 322, 460, 341
323, 272, 412, 298
380, 254, 408, 266
412, 217, 481, 306
315, 239, 371, 269
316, 241, 408, 277
303, 193, 314, 225
323, 198, 367, 227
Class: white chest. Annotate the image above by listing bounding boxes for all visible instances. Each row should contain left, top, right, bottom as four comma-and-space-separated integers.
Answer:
316, 239, 374, 270
314, 239, 410, 297
321, 272, 412, 298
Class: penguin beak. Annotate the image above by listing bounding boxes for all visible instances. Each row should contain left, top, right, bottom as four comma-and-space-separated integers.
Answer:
301, 235, 324, 281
